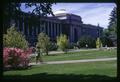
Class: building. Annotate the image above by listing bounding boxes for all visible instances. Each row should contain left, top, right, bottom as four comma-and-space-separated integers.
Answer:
3, 9, 103, 46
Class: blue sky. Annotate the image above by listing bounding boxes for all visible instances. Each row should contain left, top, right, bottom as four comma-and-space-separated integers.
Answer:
21, 3, 116, 28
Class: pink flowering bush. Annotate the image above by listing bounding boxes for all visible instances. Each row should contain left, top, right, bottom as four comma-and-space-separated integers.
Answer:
3, 47, 32, 69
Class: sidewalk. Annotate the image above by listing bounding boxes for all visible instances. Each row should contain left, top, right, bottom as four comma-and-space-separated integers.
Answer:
30, 48, 99, 56
29, 47, 117, 57
49, 48, 98, 54
29, 57, 117, 66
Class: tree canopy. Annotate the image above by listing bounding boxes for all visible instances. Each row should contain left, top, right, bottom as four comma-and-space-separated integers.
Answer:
3, 3, 55, 17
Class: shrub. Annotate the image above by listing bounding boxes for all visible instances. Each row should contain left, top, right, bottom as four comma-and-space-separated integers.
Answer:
3, 26, 28, 49
36, 32, 50, 55
49, 42, 58, 51
67, 43, 74, 49
77, 35, 96, 48
3, 47, 32, 69
96, 38, 102, 49
100, 36, 114, 47
67, 43, 79, 49
57, 34, 69, 52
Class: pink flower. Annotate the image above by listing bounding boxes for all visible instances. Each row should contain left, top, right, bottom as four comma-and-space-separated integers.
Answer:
3, 47, 32, 68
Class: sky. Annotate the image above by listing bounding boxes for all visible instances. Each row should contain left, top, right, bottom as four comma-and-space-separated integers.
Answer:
21, 3, 116, 29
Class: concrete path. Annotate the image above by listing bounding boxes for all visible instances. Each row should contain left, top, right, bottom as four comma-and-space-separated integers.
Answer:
30, 48, 99, 57
29, 57, 117, 66
30, 47, 117, 56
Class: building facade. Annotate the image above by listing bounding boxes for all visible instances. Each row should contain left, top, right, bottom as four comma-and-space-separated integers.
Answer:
4, 10, 103, 46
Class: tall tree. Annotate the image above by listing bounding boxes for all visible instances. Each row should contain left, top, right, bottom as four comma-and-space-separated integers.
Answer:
3, 3, 55, 33
107, 7, 117, 46
3, 3, 54, 17
108, 7, 117, 33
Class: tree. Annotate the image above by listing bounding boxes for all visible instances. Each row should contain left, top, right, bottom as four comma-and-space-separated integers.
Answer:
3, 3, 54, 17
77, 35, 96, 48
57, 34, 69, 52
107, 7, 117, 46
3, 26, 28, 49
3, 3, 55, 33
100, 36, 114, 47
108, 7, 117, 33
25, 3, 55, 16
36, 32, 50, 55
96, 38, 102, 49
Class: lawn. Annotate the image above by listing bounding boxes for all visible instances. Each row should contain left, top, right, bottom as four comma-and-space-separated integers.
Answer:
30, 49, 117, 62
4, 61, 117, 81
3, 49, 117, 81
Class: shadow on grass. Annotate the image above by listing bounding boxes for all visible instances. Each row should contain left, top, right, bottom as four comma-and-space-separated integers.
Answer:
3, 73, 117, 82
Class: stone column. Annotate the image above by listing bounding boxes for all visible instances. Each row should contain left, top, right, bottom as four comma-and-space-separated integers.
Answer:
56, 23, 58, 36
28, 22, 29, 36
38, 22, 40, 34
39, 21, 41, 33
70, 26, 73, 42
17, 20, 19, 30
47, 21, 49, 36
44, 22, 47, 34
43, 22, 46, 33
51, 22, 53, 39
59, 24, 62, 35
22, 17, 25, 34
72, 26, 74, 42
57, 24, 59, 36
35, 24, 37, 36
32, 26, 33, 36
53, 23, 55, 38
55, 23, 57, 37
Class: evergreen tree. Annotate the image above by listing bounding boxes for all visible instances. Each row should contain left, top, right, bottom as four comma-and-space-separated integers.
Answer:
108, 7, 117, 33
3, 26, 28, 49
108, 7, 117, 46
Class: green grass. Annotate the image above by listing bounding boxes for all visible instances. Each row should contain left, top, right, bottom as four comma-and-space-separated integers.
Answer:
30, 49, 117, 62
3, 49, 117, 81
4, 61, 117, 80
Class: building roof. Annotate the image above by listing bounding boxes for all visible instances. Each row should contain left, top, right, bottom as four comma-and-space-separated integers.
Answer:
54, 9, 68, 16
82, 24, 103, 29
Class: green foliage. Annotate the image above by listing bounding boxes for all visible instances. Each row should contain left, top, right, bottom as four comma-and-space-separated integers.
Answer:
102, 29, 115, 47
77, 35, 96, 48
96, 38, 102, 49
67, 43, 75, 49
107, 7, 117, 46
25, 3, 54, 16
4, 3, 54, 17
49, 42, 58, 51
36, 32, 50, 55
3, 26, 28, 49
100, 36, 114, 47
108, 7, 117, 34
57, 34, 69, 52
